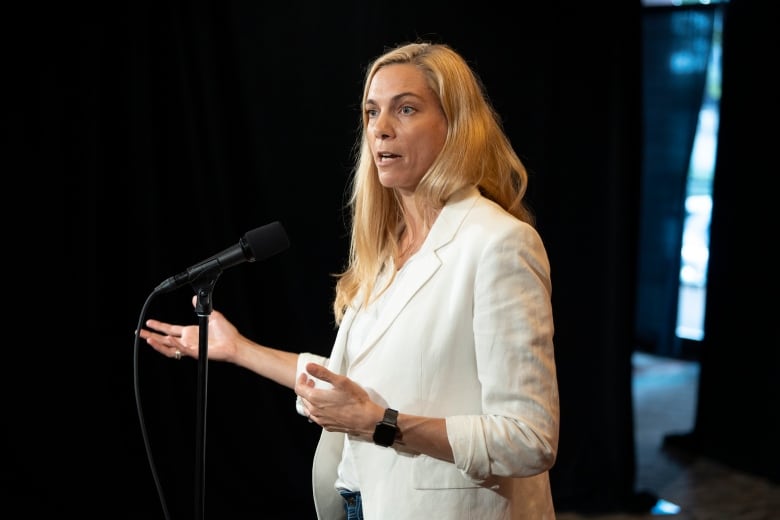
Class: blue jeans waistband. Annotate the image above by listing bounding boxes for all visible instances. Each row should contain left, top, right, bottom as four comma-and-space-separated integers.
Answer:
338, 489, 363, 520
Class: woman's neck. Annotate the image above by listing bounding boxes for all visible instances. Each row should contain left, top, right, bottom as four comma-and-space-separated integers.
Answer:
396, 206, 439, 270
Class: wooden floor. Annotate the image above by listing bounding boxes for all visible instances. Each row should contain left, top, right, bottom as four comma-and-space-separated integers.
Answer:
557, 352, 780, 519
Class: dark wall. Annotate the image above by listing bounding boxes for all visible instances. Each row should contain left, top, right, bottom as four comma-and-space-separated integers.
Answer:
9, 1, 776, 519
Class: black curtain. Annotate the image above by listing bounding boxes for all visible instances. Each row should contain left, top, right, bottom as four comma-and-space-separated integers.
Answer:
16, 2, 779, 519
667, 0, 780, 484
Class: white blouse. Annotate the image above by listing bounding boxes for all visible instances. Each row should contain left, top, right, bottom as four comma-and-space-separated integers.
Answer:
335, 255, 417, 492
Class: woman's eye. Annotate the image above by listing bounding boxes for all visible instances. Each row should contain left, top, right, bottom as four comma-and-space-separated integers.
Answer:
366, 108, 378, 118
400, 106, 415, 115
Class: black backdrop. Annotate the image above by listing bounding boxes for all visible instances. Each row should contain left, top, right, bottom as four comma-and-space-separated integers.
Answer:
8, 1, 777, 519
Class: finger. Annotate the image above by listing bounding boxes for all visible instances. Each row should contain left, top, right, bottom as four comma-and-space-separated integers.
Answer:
143, 334, 182, 359
305, 363, 331, 380
306, 364, 341, 388
159, 336, 188, 360
144, 319, 184, 337
294, 375, 313, 401
298, 397, 313, 419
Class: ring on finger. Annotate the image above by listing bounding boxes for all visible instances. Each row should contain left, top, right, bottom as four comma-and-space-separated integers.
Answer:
174, 350, 182, 360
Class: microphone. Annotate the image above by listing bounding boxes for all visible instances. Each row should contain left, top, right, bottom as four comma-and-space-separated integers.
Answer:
154, 221, 290, 294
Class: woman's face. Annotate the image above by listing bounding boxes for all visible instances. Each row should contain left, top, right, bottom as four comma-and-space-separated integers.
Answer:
365, 63, 448, 194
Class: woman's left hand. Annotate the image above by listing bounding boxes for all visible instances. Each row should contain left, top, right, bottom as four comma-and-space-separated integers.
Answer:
295, 362, 384, 439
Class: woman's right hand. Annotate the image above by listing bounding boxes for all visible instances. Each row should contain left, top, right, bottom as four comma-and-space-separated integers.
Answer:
139, 297, 242, 363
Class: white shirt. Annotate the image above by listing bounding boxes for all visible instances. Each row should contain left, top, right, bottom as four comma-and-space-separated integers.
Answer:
335, 255, 418, 492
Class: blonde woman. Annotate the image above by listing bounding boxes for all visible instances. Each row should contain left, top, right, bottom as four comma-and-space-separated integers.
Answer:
142, 41, 559, 519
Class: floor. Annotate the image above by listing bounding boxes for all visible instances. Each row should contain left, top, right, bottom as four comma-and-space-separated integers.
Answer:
557, 352, 780, 520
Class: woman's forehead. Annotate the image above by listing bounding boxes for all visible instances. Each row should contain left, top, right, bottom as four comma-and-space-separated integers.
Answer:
367, 64, 432, 101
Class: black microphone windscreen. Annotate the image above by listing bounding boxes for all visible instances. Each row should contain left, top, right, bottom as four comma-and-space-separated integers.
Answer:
244, 221, 290, 262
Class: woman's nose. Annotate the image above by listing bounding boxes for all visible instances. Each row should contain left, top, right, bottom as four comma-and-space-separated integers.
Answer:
372, 113, 393, 139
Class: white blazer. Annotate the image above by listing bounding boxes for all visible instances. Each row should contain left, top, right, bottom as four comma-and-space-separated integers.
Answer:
296, 186, 559, 519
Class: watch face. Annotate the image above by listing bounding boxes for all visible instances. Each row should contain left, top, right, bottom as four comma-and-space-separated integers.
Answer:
373, 423, 396, 447
373, 408, 399, 447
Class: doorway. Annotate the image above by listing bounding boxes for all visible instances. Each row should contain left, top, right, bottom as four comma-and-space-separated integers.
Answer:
635, 1, 725, 361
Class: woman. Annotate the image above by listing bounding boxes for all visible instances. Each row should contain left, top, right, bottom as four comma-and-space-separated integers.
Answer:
141, 41, 559, 519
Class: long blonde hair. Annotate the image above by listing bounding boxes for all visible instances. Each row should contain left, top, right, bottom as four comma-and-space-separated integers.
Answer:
333, 42, 533, 324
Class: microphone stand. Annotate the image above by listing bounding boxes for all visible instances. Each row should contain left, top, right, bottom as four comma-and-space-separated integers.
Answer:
190, 273, 220, 520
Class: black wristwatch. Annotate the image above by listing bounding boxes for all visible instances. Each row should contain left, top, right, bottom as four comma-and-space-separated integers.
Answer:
373, 408, 399, 447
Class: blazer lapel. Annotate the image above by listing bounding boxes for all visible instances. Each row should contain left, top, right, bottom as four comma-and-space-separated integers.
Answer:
327, 308, 355, 375
347, 185, 480, 367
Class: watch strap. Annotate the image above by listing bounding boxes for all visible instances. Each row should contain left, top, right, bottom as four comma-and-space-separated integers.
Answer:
382, 408, 398, 425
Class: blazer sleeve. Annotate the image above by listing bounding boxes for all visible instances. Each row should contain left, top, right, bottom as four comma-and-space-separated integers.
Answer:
445, 221, 560, 480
